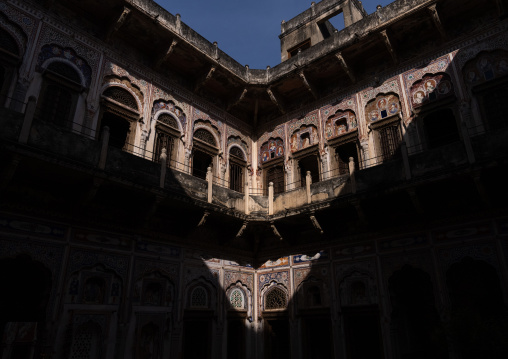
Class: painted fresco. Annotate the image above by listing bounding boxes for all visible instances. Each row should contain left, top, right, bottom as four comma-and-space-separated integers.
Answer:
153, 100, 186, 130
365, 94, 400, 122
379, 233, 428, 252
463, 50, 508, 86
0, 215, 66, 240
36, 44, 92, 87
410, 73, 454, 107
290, 125, 318, 153
334, 242, 375, 259
432, 222, 493, 242
292, 250, 329, 264
324, 110, 357, 140
260, 138, 284, 163
259, 256, 289, 268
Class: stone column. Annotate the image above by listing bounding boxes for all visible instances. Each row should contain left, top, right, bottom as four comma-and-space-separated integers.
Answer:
160, 147, 167, 188
207, 166, 213, 203
268, 182, 274, 215
348, 157, 356, 193
306, 171, 312, 204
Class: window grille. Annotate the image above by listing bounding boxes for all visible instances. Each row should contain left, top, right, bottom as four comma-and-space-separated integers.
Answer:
47, 62, 81, 84
103, 87, 138, 110
190, 286, 208, 308
379, 125, 401, 161
0, 28, 19, 56
194, 129, 216, 147
39, 84, 72, 126
266, 166, 284, 195
230, 146, 245, 160
230, 289, 244, 309
158, 113, 179, 129
265, 287, 287, 309
154, 131, 175, 167
229, 162, 244, 193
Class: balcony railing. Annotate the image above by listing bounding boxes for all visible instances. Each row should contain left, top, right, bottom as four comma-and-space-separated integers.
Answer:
2, 100, 507, 217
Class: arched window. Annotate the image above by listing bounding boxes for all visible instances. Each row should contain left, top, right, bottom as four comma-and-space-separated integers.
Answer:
100, 86, 140, 151
289, 125, 321, 185
194, 128, 216, 146
192, 128, 218, 180
265, 287, 287, 310
463, 50, 508, 130
229, 288, 245, 309
229, 146, 246, 193
190, 286, 208, 308
154, 113, 180, 168
366, 94, 402, 162
36, 61, 82, 127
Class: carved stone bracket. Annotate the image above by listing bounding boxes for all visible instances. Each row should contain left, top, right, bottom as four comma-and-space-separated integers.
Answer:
270, 222, 283, 240
227, 88, 248, 111
309, 214, 324, 234
236, 221, 248, 238
427, 5, 446, 39
299, 71, 319, 100
155, 40, 178, 69
105, 7, 131, 43
380, 30, 398, 64
194, 66, 216, 92
267, 87, 286, 114
335, 52, 356, 83
197, 211, 210, 226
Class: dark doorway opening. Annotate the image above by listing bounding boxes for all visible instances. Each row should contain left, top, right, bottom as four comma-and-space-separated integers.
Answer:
0, 256, 52, 358
227, 319, 245, 359
101, 111, 131, 149
343, 306, 383, 359
298, 154, 320, 186
192, 149, 213, 180
302, 315, 334, 359
183, 318, 211, 359
264, 318, 290, 359
446, 257, 508, 359
389, 265, 448, 359
335, 142, 359, 175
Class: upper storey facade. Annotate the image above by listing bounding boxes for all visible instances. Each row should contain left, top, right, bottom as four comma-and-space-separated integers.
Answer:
1, 0, 508, 258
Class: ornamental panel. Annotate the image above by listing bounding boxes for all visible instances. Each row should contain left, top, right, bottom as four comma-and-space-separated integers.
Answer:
265, 287, 287, 309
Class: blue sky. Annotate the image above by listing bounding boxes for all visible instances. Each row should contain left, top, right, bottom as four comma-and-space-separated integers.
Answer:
154, 0, 394, 69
